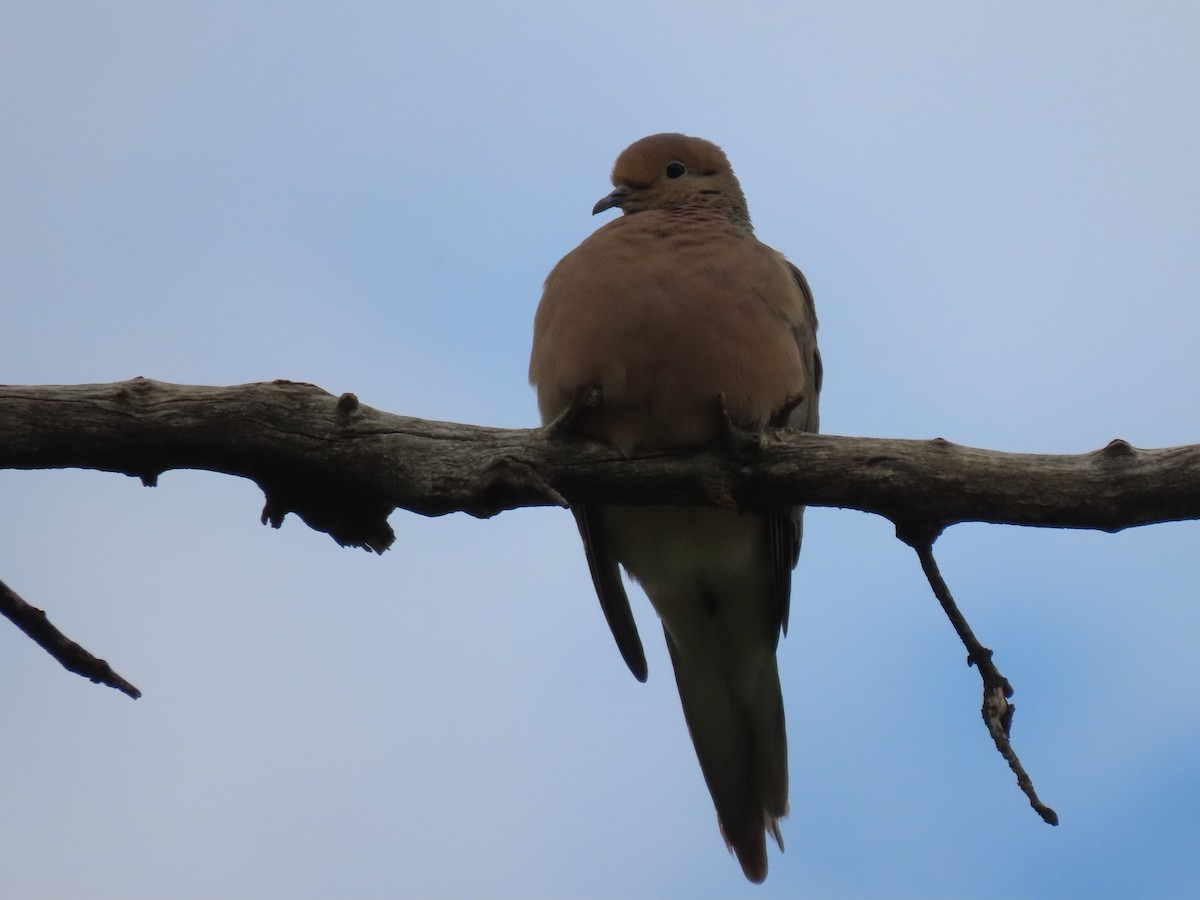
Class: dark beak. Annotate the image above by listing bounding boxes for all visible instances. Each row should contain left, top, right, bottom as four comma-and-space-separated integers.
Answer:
592, 185, 632, 215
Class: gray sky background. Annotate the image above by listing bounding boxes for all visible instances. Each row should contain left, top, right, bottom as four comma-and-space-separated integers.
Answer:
4, 3, 1200, 898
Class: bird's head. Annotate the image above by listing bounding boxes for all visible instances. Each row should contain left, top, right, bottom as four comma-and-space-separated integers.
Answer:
593, 133, 752, 230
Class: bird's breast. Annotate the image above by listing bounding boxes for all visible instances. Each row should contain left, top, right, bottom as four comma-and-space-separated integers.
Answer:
531, 217, 810, 454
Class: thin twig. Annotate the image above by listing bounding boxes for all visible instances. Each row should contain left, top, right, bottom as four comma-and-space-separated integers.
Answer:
910, 540, 1058, 825
0, 579, 141, 699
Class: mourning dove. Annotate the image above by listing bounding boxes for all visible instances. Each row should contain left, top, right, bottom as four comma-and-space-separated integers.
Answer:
529, 133, 821, 884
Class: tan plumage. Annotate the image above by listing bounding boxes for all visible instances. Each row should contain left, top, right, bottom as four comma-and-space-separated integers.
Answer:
529, 133, 821, 883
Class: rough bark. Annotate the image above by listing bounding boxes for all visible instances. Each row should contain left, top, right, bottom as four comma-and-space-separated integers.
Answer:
3, 378, 1198, 554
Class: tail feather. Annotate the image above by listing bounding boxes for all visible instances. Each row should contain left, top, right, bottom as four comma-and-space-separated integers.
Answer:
662, 625, 788, 884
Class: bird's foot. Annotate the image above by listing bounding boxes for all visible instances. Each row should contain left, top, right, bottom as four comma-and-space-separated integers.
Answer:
546, 385, 603, 438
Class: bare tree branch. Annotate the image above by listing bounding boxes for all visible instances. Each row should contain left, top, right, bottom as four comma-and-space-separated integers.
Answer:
3, 379, 1199, 550
2, 376, 1197, 817
0, 578, 141, 698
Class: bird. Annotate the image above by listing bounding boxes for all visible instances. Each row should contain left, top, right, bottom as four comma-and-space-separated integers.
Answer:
528, 133, 821, 883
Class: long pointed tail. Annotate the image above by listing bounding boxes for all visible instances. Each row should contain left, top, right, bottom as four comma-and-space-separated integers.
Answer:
663, 626, 788, 883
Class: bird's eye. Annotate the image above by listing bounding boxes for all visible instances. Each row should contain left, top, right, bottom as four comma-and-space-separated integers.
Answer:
665, 161, 687, 179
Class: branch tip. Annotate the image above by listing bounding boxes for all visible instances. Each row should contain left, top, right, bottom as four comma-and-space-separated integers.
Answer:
0, 579, 141, 698
912, 542, 1056, 826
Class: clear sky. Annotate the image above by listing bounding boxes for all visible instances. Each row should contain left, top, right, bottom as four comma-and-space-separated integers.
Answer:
3, 3, 1200, 898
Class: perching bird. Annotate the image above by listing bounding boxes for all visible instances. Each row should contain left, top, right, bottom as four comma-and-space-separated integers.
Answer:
529, 133, 821, 883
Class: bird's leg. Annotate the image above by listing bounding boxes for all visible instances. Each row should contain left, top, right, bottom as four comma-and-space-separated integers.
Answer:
768, 393, 805, 429
546, 385, 603, 438
714, 392, 764, 459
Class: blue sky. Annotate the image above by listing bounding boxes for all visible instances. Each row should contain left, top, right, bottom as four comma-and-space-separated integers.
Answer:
3, 3, 1200, 897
